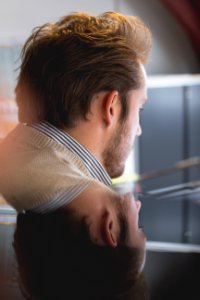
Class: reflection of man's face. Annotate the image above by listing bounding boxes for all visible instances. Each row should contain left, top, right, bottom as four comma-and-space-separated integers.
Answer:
118, 193, 147, 270
122, 193, 146, 245
103, 65, 147, 178
117, 192, 146, 247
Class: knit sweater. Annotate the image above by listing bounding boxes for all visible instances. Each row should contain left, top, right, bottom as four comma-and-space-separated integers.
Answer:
0, 123, 101, 212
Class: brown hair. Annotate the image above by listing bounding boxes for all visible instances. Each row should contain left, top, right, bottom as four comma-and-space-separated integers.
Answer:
13, 209, 149, 300
16, 11, 152, 128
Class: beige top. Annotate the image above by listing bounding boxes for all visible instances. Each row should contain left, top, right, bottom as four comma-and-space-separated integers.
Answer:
0, 124, 97, 212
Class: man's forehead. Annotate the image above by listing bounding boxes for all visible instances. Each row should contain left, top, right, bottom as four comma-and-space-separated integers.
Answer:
140, 64, 147, 101
140, 64, 147, 79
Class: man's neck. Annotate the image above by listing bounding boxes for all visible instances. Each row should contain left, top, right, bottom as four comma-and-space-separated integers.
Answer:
64, 122, 105, 167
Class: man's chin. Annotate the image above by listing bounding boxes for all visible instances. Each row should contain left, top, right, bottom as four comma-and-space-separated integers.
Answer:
111, 165, 125, 179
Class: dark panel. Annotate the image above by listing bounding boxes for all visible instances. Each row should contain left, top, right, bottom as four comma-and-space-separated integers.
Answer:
187, 85, 200, 181
139, 87, 184, 191
187, 85, 200, 243
139, 87, 184, 242
188, 201, 200, 244
140, 197, 183, 242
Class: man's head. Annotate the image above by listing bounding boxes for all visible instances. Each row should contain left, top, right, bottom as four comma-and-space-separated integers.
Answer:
15, 11, 151, 177
66, 182, 146, 251
16, 11, 151, 127
13, 186, 148, 300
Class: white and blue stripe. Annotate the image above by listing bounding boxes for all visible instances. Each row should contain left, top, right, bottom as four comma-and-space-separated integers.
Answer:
30, 180, 90, 213
27, 122, 111, 213
30, 122, 111, 186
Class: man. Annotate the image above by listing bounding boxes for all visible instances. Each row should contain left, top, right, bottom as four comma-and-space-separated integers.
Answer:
0, 11, 151, 299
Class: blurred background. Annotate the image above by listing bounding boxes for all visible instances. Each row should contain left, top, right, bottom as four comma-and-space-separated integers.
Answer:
0, 0, 200, 299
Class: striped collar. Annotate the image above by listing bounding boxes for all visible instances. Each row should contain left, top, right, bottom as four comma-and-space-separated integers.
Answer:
29, 122, 112, 186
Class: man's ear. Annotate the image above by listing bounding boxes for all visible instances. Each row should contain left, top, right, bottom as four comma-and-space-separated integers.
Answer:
101, 211, 118, 248
102, 90, 120, 126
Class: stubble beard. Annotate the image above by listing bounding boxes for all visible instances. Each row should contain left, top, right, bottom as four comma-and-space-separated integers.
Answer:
102, 122, 129, 179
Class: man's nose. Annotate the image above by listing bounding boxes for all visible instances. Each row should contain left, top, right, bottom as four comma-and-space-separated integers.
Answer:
136, 124, 142, 136
136, 200, 141, 212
